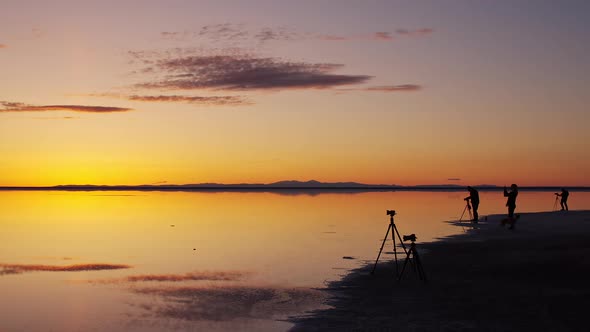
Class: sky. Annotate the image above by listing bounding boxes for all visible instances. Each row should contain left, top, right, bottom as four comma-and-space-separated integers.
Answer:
1, 0, 589, 186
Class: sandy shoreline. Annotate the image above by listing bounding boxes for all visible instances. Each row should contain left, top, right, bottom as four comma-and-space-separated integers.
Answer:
290, 210, 590, 331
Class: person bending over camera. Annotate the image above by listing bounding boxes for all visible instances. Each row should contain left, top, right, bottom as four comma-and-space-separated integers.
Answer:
556, 188, 569, 211
464, 186, 480, 222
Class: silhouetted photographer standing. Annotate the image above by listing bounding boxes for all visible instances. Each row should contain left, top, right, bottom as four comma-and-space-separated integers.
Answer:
464, 186, 480, 222
556, 188, 569, 211
504, 184, 518, 220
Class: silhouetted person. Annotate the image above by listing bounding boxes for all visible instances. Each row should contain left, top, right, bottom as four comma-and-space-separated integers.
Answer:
503, 184, 518, 229
556, 188, 569, 211
464, 186, 479, 222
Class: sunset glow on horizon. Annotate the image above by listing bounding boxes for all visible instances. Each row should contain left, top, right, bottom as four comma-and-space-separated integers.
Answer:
2, 0, 589, 187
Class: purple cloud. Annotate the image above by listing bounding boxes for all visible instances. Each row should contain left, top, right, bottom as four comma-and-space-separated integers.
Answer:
126, 94, 248, 105
135, 54, 372, 91
161, 24, 297, 43
316, 34, 350, 41
372, 32, 394, 41
365, 85, 422, 92
396, 28, 434, 37
88, 93, 249, 106
160, 25, 433, 44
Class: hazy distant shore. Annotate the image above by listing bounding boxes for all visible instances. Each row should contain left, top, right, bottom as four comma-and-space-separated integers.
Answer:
290, 210, 590, 331
1, 184, 589, 193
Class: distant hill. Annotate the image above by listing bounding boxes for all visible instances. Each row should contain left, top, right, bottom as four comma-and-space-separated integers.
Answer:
266, 180, 388, 188
2, 181, 587, 192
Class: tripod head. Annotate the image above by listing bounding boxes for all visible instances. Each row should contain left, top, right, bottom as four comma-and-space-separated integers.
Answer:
387, 210, 396, 223
403, 233, 417, 243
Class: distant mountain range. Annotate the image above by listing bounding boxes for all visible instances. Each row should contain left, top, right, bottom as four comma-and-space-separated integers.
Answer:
0, 180, 530, 191
50, 180, 491, 189
1, 180, 587, 191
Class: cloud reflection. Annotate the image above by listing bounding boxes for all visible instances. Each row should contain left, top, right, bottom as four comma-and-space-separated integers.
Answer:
132, 285, 326, 321
0, 263, 131, 275
127, 271, 248, 282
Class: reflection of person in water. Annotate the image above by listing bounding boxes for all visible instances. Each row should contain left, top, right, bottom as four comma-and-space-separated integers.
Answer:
464, 186, 480, 222
556, 188, 569, 211
503, 184, 518, 229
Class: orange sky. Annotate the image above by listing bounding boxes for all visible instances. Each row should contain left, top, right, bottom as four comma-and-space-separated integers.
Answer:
1, 1, 589, 186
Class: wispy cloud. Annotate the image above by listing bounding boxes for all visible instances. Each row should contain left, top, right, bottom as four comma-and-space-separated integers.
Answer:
396, 28, 434, 37
318, 29, 433, 42
373, 32, 394, 41
127, 94, 249, 105
135, 54, 372, 91
0, 44, 7, 49
316, 34, 349, 41
0, 101, 132, 113
88, 93, 249, 106
161, 24, 299, 43
159, 24, 433, 44
0, 263, 131, 275
254, 26, 300, 42
365, 85, 422, 92
337, 84, 422, 93
32, 116, 79, 120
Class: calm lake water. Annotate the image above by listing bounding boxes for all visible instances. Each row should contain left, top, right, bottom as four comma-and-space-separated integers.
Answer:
1, 190, 588, 331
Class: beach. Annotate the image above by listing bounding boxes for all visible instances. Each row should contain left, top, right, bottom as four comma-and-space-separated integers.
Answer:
290, 210, 590, 331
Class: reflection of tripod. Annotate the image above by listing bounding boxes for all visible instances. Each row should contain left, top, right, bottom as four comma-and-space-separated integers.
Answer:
398, 236, 427, 282
371, 210, 408, 277
459, 200, 473, 222
553, 195, 560, 211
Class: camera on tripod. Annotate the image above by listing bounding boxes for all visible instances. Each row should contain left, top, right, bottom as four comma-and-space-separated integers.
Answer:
386, 210, 396, 216
554, 193, 559, 195
403, 234, 417, 242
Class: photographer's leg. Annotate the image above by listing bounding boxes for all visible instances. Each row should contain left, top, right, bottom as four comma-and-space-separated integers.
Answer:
472, 203, 479, 222
508, 206, 516, 229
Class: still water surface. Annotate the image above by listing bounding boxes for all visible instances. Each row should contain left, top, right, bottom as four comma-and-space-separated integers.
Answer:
1, 190, 588, 331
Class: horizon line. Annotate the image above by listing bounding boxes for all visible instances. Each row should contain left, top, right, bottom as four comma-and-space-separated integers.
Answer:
1, 182, 588, 192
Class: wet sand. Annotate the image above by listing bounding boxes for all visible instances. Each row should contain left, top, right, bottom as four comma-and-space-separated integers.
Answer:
290, 210, 590, 331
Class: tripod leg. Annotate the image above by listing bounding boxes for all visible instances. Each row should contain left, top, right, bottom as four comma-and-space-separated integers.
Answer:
397, 248, 413, 282
393, 225, 408, 255
371, 224, 391, 274
394, 225, 413, 273
391, 223, 398, 276
459, 205, 468, 222
414, 251, 427, 282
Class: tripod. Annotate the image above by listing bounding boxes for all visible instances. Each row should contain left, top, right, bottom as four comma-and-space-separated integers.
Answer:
371, 210, 408, 277
459, 200, 473, 223
398, 237, 427, 282
553, 195, 560, 211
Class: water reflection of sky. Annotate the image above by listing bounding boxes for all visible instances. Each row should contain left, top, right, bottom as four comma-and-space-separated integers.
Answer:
1, 191, 588, 331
